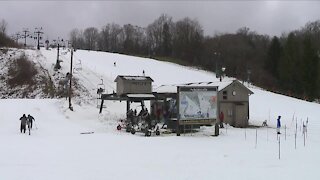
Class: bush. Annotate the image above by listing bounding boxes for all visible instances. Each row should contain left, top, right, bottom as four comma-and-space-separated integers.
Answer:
0, 33, 18, 48
8, 54, 38, 87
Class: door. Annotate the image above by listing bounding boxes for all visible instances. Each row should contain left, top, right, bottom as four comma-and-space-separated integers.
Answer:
235, 103, 247, 127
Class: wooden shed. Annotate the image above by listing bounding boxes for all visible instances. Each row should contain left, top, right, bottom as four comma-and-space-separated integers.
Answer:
217, 80, 253, 128
114, 75, 154, 95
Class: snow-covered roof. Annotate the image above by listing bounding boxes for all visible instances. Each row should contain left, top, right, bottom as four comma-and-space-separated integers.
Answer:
114, 75, 154, 82
154, 80, 247, 93
126, 94, 155, 98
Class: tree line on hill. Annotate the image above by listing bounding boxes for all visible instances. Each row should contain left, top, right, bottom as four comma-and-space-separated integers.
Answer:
1, 15, 319, 101
69, 14, 320, 101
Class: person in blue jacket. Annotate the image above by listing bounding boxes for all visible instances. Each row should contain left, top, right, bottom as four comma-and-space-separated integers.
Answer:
277, 116, 281, 134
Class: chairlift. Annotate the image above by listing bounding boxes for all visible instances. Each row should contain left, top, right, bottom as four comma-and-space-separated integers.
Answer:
97, 79, 106, 108
97, 79, 105, 95
74, 59, 82, 71
61, 51, 68, 55
73, 67, 78, 74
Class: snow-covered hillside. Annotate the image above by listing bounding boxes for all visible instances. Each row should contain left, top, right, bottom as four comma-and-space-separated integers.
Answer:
0, 48, 319, 180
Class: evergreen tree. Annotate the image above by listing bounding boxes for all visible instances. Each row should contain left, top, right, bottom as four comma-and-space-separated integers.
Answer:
266, 36, 282, 78
278, 33, 301, 94
302, 35, 319, 100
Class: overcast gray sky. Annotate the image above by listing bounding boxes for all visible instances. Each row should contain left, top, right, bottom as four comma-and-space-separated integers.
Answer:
1, 1, 320, 41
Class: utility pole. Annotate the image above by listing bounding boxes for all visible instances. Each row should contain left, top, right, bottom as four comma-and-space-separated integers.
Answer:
247, 67, 251, 87
34, 27, 44, 50
15, 32, 20, 43
54, 43, 61, 70
214, 52, 219, 78
68, 48, 74, 111
54, 38, 64, 70
22, 28, 29, 47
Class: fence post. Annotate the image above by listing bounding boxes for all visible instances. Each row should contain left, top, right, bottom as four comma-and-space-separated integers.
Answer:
279, 136, 281, 160
285, 125, 286, 141
255, 129, 257, 149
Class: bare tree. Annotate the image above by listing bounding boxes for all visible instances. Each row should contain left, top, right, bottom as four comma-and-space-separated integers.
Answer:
69, 28, 85, 49
83, 27, 99, 50
98, 24, 111, 51
109, 23, 123, 52
0, 19, 8, 35
147, 14, 173, 56
172, 17, 204, 63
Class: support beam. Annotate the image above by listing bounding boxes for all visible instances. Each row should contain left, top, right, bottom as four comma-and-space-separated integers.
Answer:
68, 48, 73, 111
99, 99, 104, 114
140, 101, 145, 110
126, 101, 130, 118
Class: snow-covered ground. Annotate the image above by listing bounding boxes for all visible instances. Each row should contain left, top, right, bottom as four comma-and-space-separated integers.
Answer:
0, 48, 319, 180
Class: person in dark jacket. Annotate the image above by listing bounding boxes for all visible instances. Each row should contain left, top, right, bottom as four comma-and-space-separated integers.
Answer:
19, 114, 27, 133
219, 111, 224, 128
27, 114, 35, 129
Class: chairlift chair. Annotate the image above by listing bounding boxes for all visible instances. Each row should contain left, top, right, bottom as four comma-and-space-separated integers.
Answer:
74, 59, 82, 71
61, 51, 68, 55
97, 79, 105, 95
73, 67, 78, 74
97, 79, 106, 108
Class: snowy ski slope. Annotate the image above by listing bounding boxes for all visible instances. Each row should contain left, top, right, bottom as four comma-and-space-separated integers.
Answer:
0, 48, 319, 180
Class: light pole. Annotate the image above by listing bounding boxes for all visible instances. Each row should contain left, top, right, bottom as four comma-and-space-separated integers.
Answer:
69, 48, 74, 111
54, 37, 64, 70
22, 28, 29, 47
14, 32, 21, 43
247, 68, 251, 87
214, 52, 220, 78
220, 66, 226, 82
45, 39, 49, 50
34, 27, 44, 50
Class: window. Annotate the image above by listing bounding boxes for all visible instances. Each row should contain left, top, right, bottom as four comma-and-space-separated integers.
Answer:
223, 91, 227, 100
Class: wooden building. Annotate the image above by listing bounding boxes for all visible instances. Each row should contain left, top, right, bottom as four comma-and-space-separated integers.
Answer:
217, 80, 253, 127
154, 80, 253, 128
114, 75, 153, 95
99, 75, 156, 114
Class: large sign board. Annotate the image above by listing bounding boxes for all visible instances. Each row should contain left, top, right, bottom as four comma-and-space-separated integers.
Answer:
178, 86, 218, 124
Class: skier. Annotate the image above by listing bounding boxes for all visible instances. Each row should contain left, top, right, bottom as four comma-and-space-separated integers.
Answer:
19, 114, 27, 134
127, 109, 134, 125
145, 112, 152, 129
26, 117, 31, 135
162, 109, 169, 129
277, 115, 281, 134
219, 111, 224, 128
27, 114, 35, 129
